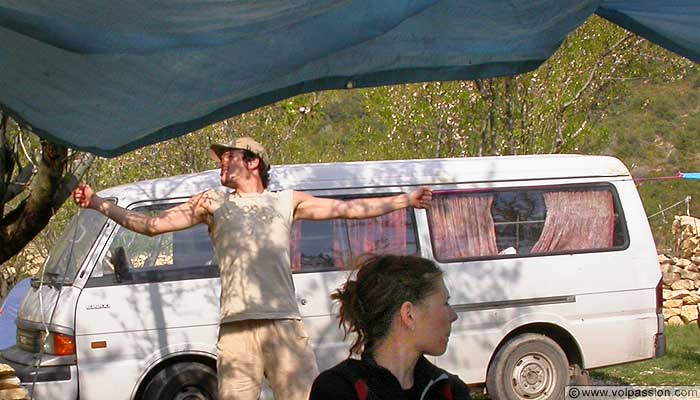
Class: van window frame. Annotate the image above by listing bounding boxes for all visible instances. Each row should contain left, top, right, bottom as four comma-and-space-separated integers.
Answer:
85, 196, 219, 288
427, 182, 630, 263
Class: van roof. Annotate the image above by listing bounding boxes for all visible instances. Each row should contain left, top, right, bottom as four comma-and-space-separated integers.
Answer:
98, 154, 630, 203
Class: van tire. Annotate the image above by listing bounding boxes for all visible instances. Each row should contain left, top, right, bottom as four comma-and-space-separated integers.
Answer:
486, 334, 568, 400
142, 362, 218, 400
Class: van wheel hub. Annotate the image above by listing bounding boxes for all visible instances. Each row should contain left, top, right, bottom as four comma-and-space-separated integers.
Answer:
174, 386, 210, 400
512, 353, 555, 398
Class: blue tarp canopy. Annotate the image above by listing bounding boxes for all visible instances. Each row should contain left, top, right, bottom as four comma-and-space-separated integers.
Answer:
0, 0, 698, 157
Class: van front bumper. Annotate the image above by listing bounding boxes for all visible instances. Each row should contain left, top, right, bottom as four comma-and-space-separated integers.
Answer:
0, 353, 78, 400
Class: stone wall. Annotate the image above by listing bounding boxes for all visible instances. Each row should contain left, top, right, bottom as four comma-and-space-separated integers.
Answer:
660, 254, 700, 325
0, 364, 29, 400
0, 266, 20, 306
660, 215, 700, 325
0, 244, 44, 305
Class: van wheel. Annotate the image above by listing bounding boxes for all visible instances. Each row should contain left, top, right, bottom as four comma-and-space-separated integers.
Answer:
142, 362, 218, 400
486, 334, 568, 400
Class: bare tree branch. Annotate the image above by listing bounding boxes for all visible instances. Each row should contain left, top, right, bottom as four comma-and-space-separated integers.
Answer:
552, 119, 588, 154
0, 113, 8, 209
560, 33, 636, 113
505, 77, 515, 153
52, 152, 95, 208
2, 163, 34, 204
0, 141, 68, 264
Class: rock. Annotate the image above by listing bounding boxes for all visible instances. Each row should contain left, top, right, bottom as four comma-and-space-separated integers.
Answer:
676, 258, 693, 268
663, 307, 680, 319
661, 264, 683, 274
667, 315, 685, 326
671, 280, 695, 290
0, 376, 20, 390
681, 305, 699, 322
0, 387, 30, 400
675, 215, 700, 232
663, 272, 681, 285
0, 365, 14, 379
688, 262, 700, 272
696, 280, 700, 289
682, 248, 694, 260
667, 289, 691, 300
0, 364, 29, 400
659, 254, 672, 263
664, 299, 683, 308
682, 270, 700, 280
683, 292, 700, 305
663, 289, 673, 300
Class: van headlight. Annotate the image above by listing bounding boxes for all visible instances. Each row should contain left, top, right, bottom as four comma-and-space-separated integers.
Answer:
40, 332, 76, 356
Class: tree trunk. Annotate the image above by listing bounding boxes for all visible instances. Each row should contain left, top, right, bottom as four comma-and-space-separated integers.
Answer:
0, 141, 67, 264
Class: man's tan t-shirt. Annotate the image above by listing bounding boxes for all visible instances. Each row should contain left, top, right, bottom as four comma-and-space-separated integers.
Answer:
207, 189, 300, 323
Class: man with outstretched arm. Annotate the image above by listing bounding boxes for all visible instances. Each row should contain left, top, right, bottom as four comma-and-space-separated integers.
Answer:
73, 137, 432, 400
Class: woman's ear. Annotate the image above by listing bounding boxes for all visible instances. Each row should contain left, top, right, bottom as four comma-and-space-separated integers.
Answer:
399, 301, 416, 331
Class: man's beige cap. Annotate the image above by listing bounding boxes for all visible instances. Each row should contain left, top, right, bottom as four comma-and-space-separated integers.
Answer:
208, 137, 270, 166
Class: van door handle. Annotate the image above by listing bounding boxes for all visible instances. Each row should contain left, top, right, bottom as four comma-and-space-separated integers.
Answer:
300, 298, 307, 306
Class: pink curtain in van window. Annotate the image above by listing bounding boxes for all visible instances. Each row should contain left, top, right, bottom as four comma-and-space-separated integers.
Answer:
332, 209, 408, 269
531, 190, 614, 253
290, 221, 302, 272
430, 194, 498, 259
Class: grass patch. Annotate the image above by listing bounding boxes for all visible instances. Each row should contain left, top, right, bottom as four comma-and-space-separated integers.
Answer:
591, 324, 700, 385
469, 325, 698, 399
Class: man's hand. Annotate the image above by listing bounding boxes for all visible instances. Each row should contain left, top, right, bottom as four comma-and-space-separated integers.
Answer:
73, 184, 99, 209
408, 187, 432, 209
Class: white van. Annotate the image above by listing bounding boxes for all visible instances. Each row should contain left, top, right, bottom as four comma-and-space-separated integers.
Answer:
1, 155, 664, 400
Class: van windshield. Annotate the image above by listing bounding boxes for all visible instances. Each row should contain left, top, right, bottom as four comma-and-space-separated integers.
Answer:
40, 209, 107, 285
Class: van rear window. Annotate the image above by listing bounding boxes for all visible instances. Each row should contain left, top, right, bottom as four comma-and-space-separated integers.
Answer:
427, 184, 628, 262
290, 200, 419, 273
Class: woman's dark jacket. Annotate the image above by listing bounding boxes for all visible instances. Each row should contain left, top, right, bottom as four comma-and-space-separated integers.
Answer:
309, 353, 471, 400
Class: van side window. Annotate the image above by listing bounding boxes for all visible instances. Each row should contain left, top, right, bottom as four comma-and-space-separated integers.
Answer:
96, 203, 217, 284
290, 204, 419, 273
428, 185, 628, 262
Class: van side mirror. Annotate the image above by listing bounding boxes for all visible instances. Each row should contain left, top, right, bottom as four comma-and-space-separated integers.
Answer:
109, 246, 132, 283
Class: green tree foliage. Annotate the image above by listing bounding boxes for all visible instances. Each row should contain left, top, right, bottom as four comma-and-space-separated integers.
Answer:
360, 16, 693, 158
598, 69, 700, 249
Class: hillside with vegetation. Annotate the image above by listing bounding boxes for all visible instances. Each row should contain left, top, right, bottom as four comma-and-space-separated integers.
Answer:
597, 70, 700, 250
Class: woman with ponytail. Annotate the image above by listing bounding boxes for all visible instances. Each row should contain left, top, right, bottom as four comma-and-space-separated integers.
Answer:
310, 255, 471, 400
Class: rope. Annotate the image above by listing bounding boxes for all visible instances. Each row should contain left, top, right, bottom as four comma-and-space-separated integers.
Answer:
26, 153, 95, 398
634, 174, 682, 183
647, 196, 691, 220
29, 209, 82, 398
27, 154, 91, 398
18, 132, 36, 172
